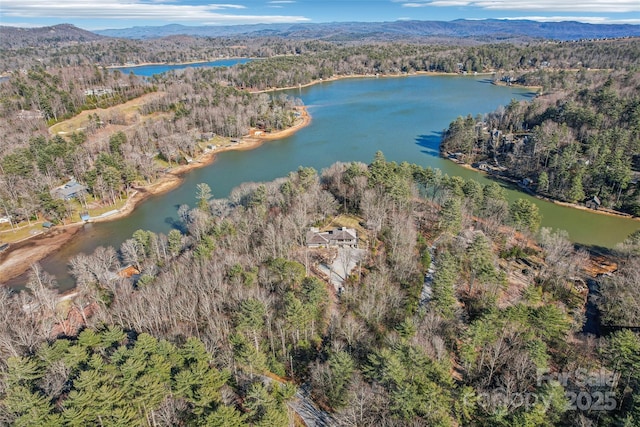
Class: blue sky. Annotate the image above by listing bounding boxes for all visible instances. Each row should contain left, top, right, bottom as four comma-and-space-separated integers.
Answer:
1, 0, 639, 30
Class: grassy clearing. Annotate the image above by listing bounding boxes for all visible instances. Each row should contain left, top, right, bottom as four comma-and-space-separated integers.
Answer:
49, 92, 165, 136
49, 116, 88, 135
154, 156, 171, 169
0, 223, 46, 243
86, 199, 127, 217
0, 196, 130, 244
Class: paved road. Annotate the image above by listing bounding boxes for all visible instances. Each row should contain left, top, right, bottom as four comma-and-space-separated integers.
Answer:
420, 245, 436, 307
318, 247, 366, 293
288, 383, 335, 427
258, 375, 334, 426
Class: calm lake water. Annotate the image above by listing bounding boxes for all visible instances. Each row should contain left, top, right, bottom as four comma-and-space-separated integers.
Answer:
112, 58, 253, 77
8, 75, 639, 290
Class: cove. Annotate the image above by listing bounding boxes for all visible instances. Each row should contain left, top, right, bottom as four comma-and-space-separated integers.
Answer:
9, 75, 639, 290
111, 58, 253, 77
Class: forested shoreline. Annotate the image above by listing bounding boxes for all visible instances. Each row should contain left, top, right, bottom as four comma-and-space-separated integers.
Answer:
0, 65, 300, 229
1, 154, 639, 425
441, 69, 640, 216
1, 37, 639, 232
0, 32, 639, 426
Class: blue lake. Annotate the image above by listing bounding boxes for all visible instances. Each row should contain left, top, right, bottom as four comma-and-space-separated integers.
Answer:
112, 58, 253, 77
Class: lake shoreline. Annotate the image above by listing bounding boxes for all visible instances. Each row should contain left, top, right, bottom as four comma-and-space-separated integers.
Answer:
0, 106, 310, 285
0, 224, 84, 285
0, 70, 633, 284
105, 57, 253, 69
251, 70, 491, 93
453, 161, 639, 223
90, 105, 311, 223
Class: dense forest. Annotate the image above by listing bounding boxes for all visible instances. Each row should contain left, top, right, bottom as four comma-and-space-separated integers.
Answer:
2, 27, 639, 73
441, 69, 640, 215
0, 31, 639, 426
1, 154, 639, 425
0, 64, 299, 225
218, 39, 640, 90
149, 39, 640, 91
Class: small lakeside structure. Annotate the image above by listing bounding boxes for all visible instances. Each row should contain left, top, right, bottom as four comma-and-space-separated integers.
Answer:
585, 196, 601, 210
306, 227, 358, 248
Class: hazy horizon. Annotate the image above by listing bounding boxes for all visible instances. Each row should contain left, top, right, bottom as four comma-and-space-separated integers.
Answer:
1, 0, 638, 31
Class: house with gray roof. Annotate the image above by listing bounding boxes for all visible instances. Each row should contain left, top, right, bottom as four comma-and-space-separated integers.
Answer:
51, 179, 88, 201
306, 227, 358, 248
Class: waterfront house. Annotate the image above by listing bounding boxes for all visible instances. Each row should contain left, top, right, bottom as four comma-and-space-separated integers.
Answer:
306, 227, 358, 248
51, 179, 88, 201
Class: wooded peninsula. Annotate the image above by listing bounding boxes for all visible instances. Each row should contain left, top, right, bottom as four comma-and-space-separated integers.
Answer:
0, 24, 639, 426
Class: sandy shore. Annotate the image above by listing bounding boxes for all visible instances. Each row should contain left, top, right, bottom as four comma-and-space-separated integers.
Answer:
491, 80, 544, 92
92, 105, 311, 223
0, 107, 311, 285
0, 224, 84, 284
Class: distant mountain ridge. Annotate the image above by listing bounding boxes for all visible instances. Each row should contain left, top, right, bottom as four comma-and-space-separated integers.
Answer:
1, 20, 638, 50
93, 19, 640, 41
0, 24, 104, 49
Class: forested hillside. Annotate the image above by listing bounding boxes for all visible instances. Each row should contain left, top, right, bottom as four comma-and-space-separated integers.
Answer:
441, 69, 640, 215
3, 38, 638, 229
131, 38, 640, 90
0, 24, 104, 49
0, 32, 639, 426
0, 64, 299, 225
92, 19, 640, 41
1, 154, 638, 425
